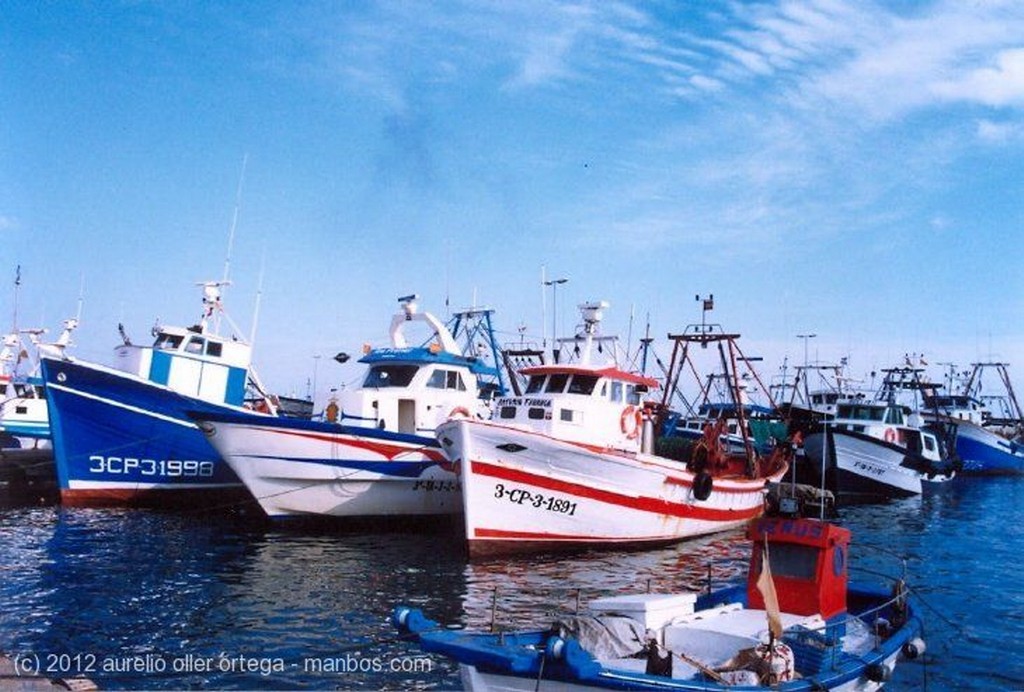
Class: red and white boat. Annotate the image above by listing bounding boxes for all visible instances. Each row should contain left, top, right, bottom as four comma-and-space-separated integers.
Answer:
437, 301, 790, 557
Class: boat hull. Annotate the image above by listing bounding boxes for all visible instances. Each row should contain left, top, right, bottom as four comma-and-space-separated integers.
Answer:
949, 420, 1024, 475
395, 581, 922, 692
195, 410, 461, 519
41, 357, 247, 508
438, 419, 784, 557
803, 429, 950, 500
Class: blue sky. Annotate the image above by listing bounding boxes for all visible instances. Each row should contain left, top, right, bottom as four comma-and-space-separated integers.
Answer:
3, 1, 1022, 404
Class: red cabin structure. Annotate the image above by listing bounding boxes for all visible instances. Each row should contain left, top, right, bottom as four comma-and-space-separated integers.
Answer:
746, 517, 851, 621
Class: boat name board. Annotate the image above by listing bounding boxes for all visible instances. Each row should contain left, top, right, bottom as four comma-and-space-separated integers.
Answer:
493, 482, 578, 516
88, 455, 216, 478
411, 479, 460, 492
496, 397, 551, 408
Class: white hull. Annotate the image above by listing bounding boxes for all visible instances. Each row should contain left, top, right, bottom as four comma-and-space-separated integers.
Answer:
440, 419, 783, 556
202, 417, 461, 518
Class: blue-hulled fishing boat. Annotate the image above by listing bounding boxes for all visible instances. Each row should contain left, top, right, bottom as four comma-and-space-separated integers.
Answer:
41, 281, 275, 507
393, 516, 925, 691
921, 362, 1024, 475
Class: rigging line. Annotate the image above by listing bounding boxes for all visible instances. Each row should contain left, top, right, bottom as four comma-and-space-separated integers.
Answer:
904, 584, 969, 635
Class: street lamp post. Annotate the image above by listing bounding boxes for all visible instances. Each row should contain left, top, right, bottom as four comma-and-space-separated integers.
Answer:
544, 277, 568, 362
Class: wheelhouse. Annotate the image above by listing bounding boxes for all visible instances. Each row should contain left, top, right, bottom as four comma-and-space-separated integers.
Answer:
493, 364, 657, 450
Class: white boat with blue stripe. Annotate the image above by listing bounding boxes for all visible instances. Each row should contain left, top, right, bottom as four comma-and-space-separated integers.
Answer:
192, 295, 506, 520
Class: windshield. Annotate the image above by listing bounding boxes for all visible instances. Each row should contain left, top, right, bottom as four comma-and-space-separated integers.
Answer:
363, 364, 419, 388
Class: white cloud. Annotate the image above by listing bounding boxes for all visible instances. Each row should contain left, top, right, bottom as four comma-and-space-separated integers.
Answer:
976, 118, 1022, 142
934, 48, 1024, 107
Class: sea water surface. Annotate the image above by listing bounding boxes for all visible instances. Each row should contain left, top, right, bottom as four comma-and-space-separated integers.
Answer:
0, 476, 1021, 690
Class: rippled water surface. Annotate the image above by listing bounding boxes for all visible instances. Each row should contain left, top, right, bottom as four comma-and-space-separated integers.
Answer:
1, 476, 1020, 690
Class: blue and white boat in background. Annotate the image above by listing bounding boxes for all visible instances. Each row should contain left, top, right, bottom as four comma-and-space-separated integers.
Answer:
393, 516, 926, 691
922, 361, 1024, 475
193, 295, 506, 520
41, 281, 275, 507
1, 318, 79, 449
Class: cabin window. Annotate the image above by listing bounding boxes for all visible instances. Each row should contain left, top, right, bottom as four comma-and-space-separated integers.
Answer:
610, 381, 623, 403
427, 369, 469, 391
205, 341, 223, 358
525, 376, 546, 394
185, 337, 205, 354
528, 407, 547, 420
546, 374, 569, 393
567, 375, 598, 395
761, 543, 818, 580
499, 406, 516, 419
626, 384, 640, 406
154, 334, 184, 350
923, 435, 937, 452
883, 407, 904, 425
364, 364, 419, 388
448, 371, 466, 391
15, 405, 27, 414
560, 409, 577, 422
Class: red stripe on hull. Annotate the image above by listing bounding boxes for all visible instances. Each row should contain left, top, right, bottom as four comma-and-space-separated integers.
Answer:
470, 460, 766, 522
255, 427, 446, 462
466, 531, 702, 558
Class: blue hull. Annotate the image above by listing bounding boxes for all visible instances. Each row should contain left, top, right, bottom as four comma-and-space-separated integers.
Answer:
954, 423, 1024, 475
41, 357, 247, 507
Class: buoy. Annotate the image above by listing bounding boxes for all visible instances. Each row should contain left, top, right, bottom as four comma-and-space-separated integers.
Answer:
865, 662, 891, 682
902, 637, 926, 660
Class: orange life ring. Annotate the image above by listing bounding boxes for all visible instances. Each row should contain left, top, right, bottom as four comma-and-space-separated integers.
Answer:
449, 406, 472, 419
884, 427, 897, 443
325, 401, 339, 423
620, 406, 642, 439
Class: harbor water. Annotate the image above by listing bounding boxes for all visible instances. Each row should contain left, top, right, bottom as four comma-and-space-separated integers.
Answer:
0, 476, 1021, 690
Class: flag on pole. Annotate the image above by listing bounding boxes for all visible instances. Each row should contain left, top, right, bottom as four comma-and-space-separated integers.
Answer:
756, 537, 784, 640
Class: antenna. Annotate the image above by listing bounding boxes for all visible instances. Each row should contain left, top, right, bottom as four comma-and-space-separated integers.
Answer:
12, 264, 21, 331
222, 153, 248, 288
249, 245, 267, 346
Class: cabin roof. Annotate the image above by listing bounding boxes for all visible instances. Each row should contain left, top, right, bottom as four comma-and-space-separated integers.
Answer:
519, 364, 659, 388
360, 346, 496, 375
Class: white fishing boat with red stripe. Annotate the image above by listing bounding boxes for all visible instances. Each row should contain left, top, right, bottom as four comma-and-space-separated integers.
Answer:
437, 301, 790, 557
194, 295, 506, 520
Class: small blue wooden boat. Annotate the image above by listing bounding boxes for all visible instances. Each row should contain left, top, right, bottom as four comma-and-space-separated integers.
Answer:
393, 516, 925, 691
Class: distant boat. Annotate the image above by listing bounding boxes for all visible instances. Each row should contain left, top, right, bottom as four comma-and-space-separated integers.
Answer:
920, 362, 1024, 475
437, 301, 790, 557
192, 295, 506, 520
1, 318, 79, 449
41, 281, 275, 507
393, 515, 926, 691
802, 368, 958, 500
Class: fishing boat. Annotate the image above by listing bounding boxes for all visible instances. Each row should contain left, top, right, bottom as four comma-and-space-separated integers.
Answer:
40, 281, 275, 507
192, 295, 506, 520
918, 362, 1024, 475
437, 301, 790, 557
801, 367, 957, 500
393, 515, 926, 691
0, 318, 79, 449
